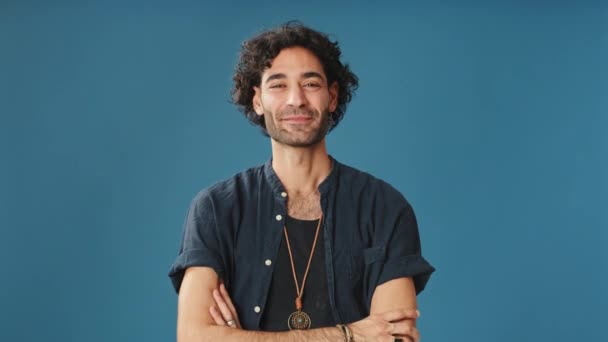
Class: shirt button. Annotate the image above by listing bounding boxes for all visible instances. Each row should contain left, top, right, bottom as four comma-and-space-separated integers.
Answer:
281, 192, 287, 198
276, 214, 283, 221
265, 259, 272, 266
254, 306, 261, 313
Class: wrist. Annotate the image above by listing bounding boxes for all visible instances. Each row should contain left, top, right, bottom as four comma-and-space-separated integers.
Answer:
336, 324, 354, 342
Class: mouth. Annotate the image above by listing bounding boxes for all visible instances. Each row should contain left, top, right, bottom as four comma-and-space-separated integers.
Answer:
281, 115, 314, 123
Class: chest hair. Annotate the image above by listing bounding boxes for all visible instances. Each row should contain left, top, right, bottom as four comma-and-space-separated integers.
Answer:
287, 192, 322, 220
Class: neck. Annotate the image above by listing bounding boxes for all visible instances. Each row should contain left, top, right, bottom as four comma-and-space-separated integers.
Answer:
270, 139, 332, 194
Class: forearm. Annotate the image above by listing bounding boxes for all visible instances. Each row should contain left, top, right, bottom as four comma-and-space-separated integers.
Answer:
186, 325, 344, 342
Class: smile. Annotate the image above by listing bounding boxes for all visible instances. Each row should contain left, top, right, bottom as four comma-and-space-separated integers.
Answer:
281, 115, 314, 123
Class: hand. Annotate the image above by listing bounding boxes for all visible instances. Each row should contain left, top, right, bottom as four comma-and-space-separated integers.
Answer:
209, 283, 242, 329
348, 308, 421, 342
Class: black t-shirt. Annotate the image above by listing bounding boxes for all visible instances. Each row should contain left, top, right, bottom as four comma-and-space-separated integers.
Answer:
260, 216, 335, 331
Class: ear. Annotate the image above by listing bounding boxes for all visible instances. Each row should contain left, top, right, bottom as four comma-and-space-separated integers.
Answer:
253, 86, 264, 116
328, 81, 339, 113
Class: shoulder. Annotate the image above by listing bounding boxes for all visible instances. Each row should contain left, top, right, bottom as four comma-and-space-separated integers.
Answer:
189, 163, 266, 210
338, 161, 411, 206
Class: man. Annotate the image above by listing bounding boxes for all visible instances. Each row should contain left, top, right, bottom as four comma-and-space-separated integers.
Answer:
169, 22, 435, 342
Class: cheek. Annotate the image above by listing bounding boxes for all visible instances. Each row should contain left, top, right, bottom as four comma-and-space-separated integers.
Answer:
315, 92, 331, 107
261, 92, 283, 105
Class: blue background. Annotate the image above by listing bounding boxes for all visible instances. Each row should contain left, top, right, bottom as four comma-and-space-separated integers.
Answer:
1, 1, 606, 341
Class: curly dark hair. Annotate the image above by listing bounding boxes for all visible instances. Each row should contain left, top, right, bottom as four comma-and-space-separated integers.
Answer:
231, 21, 359, 135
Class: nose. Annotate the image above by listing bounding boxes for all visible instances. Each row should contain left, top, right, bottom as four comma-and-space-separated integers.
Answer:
286, 85, 308, 108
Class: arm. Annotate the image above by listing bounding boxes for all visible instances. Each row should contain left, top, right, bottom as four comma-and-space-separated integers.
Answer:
370, 277, 417, 314
179, 267, 419, 342
365, 277, 419, 341
351, 193, 434, 341
178, 266, 344, 342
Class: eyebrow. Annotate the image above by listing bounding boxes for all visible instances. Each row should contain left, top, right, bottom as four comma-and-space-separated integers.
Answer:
302, 71, 325, 80
264, 71, 326, 84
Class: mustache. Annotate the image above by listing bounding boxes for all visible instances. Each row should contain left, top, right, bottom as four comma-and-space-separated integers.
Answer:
278, 108, 317, 118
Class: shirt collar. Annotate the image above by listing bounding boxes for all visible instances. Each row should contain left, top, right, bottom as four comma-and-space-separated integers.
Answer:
263, 155, 340, 197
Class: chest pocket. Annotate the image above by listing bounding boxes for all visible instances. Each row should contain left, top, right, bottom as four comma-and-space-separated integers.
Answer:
350, 245, 387, 280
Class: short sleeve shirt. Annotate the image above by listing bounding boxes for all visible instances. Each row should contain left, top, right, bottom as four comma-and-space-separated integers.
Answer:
168, 156, 435, 329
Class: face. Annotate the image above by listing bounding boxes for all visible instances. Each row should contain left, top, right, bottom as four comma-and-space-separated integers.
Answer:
253, 46, 338, 147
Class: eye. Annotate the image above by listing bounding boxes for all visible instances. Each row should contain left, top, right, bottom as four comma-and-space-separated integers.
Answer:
304, 82, 321, 88
269, 83, 286, 89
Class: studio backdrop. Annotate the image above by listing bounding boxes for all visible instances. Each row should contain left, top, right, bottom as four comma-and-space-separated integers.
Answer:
1, 1, 606, 341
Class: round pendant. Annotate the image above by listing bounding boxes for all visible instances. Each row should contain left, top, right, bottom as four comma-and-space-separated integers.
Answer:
288, 310, 311, 330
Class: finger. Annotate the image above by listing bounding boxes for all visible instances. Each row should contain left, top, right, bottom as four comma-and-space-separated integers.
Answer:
213, 289, 234, 321
391, 323, 419, 342
219, 283, 239, 319
380, 308, 420, 322
219, 284, 241, 328
393, 337, 414, 342
389, 321, 410, 335
209, 305, 226, 326
410, 326, 420, 342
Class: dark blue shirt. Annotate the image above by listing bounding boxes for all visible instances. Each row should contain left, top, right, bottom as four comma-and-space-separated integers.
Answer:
168, 157, 435, 329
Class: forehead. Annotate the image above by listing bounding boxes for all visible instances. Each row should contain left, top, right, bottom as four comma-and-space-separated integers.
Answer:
262, 46, 326, 80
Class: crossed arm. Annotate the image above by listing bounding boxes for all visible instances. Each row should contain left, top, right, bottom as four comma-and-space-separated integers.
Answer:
176, 267, 420, 342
